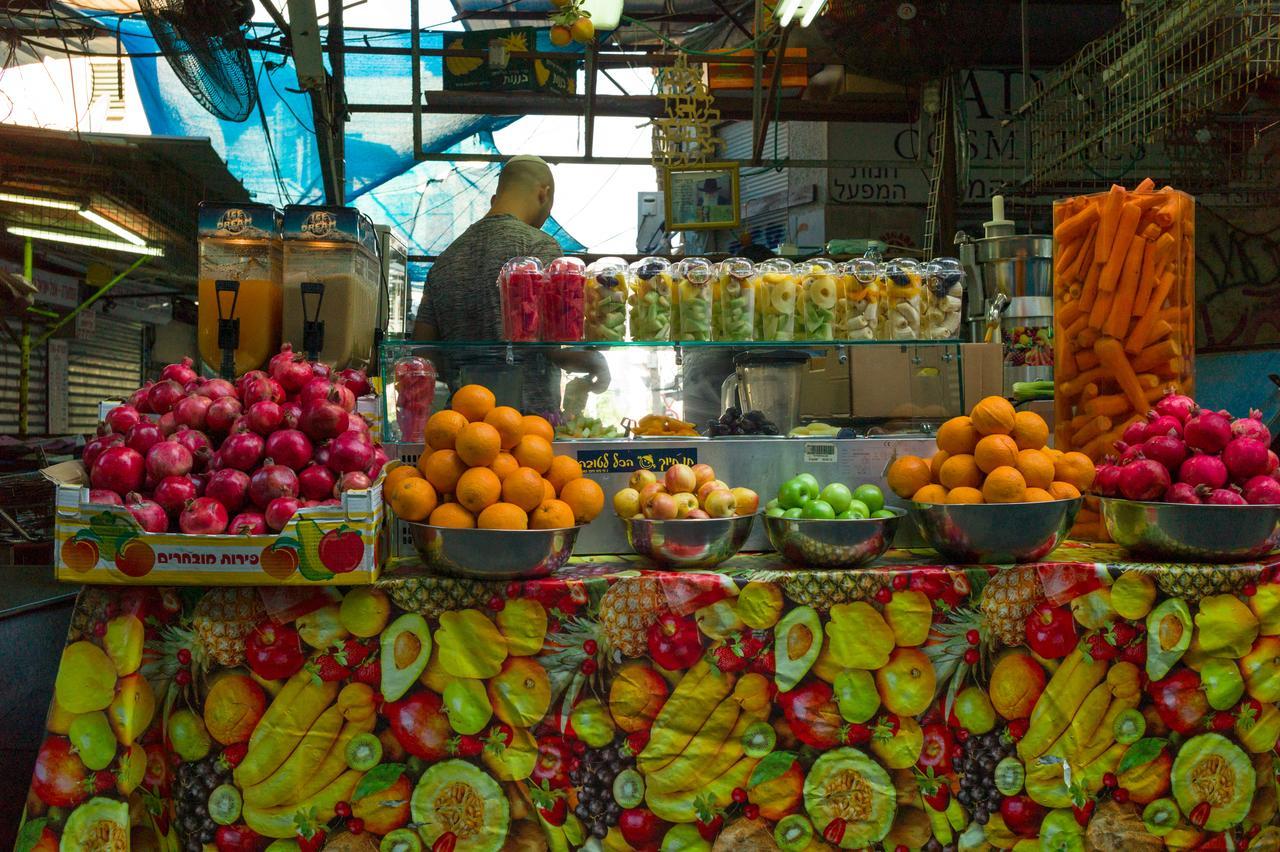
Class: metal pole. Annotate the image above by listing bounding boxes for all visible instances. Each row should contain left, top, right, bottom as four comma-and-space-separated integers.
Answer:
411, 0, 421, 160
18, 238, 32, 439
583, 45, 597, 158
751, 0, 764, 159
36, 256, 150, 347
329, 0, 346, 202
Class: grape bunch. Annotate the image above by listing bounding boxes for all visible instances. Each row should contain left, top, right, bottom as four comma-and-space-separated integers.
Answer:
175, 753, 231, 851
706, 407, 779, 437
954, 728, 1014, 825
569, 739, 632, 839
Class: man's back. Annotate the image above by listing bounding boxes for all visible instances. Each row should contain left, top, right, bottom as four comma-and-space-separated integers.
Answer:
418, 213, 561, 339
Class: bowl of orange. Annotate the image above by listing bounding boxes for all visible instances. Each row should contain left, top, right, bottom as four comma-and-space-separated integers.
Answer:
402, 521, 584, 580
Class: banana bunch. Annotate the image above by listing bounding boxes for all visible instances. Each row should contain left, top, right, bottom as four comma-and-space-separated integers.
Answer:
630, 414, 700, 437
1017, 648, 1108, 763
234, 673, 374, 838
637, 660, 762, 823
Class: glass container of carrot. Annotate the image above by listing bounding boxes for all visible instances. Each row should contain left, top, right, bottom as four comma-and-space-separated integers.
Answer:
1052, 180, 1195, 539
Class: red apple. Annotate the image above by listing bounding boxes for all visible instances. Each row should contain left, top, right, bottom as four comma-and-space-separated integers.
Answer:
672, 493, 699, 518
697, 479, 729, 503
618, 809, 666, 848
703, 489, 737, 518
629, 470, 658, 491
31, 736, 88, 807
664, 464, 697, 494
691, 463, 716, 488
639, 482, 667, 504
685, 508, 710, 519
731, 487, 759, 516
644, 492, 678, 520
384, 690, 452, 760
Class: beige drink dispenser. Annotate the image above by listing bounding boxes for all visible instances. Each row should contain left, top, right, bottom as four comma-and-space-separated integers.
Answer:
282, 205, 381, 369
197, 203, 283, 377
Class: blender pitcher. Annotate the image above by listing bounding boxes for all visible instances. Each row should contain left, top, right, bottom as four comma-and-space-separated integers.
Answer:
719, 350, 808, 434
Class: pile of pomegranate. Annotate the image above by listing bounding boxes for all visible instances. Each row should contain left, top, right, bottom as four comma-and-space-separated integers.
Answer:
83, 345, 385, 535
1095, 391, 1280, 505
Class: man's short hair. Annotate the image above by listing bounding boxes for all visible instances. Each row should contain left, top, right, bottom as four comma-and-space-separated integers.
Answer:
497, 155, 554, 193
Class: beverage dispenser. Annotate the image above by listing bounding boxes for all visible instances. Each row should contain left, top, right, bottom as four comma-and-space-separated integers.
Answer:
282, 205, 381, 369
197, 203, 283, 377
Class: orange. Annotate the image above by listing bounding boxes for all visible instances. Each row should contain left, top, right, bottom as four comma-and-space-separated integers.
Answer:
455, 467, 501, 514
938, 454, 983, 490
1016, 449, 1056, 490
512, 435, 554, 474
1048, 481, 1081, 500
887, 456, 932, 499
429, 503, 475, 529
490, 452, 519, 481
456, 421, 502, 467
424, 409, 468, 451
930, 450, 950, 481
530, 499, 576, 530
542, 479, 556, 503
484, 406, 525, 450
1012, 410, 1050, 450
451, 384, 496, 422
1024, 487, 1054, 502
974, 434, 1019, 475
912, 484, 949, 504
387, 477, 438, 521
477, 502, 529, 530
936, 416, 979, 456
946, 486, 984, 504
1043, 447, 1064, 460
420, 449, 468, 495
546, 455, 584, 495
502, 467, 546, 513
520, 414, 555, 444
970, 396, 1016, 436
1054, 452, 1097, 491
982, 466, 1027, 504
560, 478, 605, 524
382, 465, 423, 503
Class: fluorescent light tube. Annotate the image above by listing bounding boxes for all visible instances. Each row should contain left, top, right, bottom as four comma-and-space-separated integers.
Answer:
79, 209, 147, 246
800, 0, 826, 26
8, 226, 164, 256
0, 192, 80, 211
777, 0, 803, 26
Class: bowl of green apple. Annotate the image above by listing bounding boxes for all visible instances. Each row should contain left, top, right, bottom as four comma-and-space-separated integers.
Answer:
762, 474, 905, 569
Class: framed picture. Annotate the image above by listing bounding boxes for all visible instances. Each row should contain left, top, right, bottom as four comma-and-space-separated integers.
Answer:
663, 163, 740, 231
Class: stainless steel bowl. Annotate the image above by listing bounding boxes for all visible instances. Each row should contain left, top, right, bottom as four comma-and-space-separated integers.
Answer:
908, 498, 1081, 563
1100, 497, 1280, 562
623, 515, 755, 571
763, 509, 905, 570
403, 522, 583, 580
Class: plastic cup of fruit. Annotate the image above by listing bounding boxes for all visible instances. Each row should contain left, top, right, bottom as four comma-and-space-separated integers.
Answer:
837, 256, 881, 341
756, 258, 800, 341
583, 257, 629, 342
799, 260, 839, 341
883, 257, 924, 340
394, 356, 436, 440
542, 257, 586, 341
500, 256, 544, 342
676, 258, 715, 342
922, 257, 965, 340
628, 256, 675, 341
716, 257, 756, 341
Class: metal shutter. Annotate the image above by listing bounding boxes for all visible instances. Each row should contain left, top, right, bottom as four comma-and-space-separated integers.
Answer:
0, 320, 49, 437
720, 120, 791, 250
67, 317, 144, 433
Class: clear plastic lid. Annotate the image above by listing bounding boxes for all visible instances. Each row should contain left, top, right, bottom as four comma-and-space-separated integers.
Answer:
924, 257, 965, 296
500, 256, 545, 280
718, 257, 755, 280
884, 257, 923, 287
756, 257, 794, 274
798, 258, 837, 276
547, 256, 587, 278
586, 256, 628, 288
679, 257, 715, 285
630, 256, 672, 281
847, 255, 881, 285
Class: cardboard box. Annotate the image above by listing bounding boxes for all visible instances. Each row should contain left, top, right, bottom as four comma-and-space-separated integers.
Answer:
443, 27, 576, 95
849, 346, 961, 420
799, 351, 852, 420
961, 342, 1005, 412
49, 462, 383, 586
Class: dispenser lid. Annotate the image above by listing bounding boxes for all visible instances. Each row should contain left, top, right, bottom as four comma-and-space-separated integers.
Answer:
283, 205, 379, 256
198, 202, 281, 239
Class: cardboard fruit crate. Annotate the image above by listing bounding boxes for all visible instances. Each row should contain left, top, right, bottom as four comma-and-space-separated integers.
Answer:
48, 462, 384, 585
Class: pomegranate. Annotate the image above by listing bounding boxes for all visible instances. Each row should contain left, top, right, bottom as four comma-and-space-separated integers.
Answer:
84, 433, 125, 470
267, 344, 300, 378
180, 497, 228, 534
173, 394, 213, 431
1118, 458, 1171, 502
236, 369, 269, 395
1183, 410, 1232, 454
157, 411, 178, 436
367, 445, 389, 479
1142, 434, 1187, 471
1244, 475, 1280, 505
205, 469, 251, 514
245, 401, 284, 436
146, 379, 186, 415
128, 383, 154, 413
1166, 482, 1201, 504
228, 511, 268, 535
345, 414, 371, 437
328, 431, 374, 474
195, 378, 237, 400
1145, 413, 1183, 438
219, 432, 265, 472
298, 400, 349, 442
297, 465, 337, 501
301, 379, 356, 412
241, 376, 285, 406
104, 404, 142, 435
183, 378, 202, 395
265, 496, 301, 532
1116, 442, 1145, 465
145, 441, 193, 480
1204, 487, 1247, 505
335, 471, 372, 495
1154, 392, 1197, 423
1232, 409, 1272, 445
205, 396, 243, 434
274, 357, 313, 394
1121, 419, 1149, 447
281, 401, 302, 429
90, 446, 145, 495
313, 443, 331, 469
311, 361, 331, 379
153, 475, 199, 516
172, 428, 213, 466
159, 356, 199, 386
249, 463, 299, 509
125, 493, 169, 532
1178, 452, 1229, 490
88, 489, 124, 506
1223, 437, 1271, 482
190, 472, 208, 496
263, 429, 313, 471
337, 368, 372, 398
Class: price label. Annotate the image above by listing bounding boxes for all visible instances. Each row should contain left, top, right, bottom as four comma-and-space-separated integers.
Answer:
804, 442, 838, 463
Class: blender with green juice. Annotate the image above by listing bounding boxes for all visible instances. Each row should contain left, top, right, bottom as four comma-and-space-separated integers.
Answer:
799, 258, 839, 340
715, 257, 756, 341
583, 257, 628, 341
628, 257, 675, 341
882, 257, 924, 340
676, 258, 715, 341
756, 258, 799, 341
838, 255, 881, 341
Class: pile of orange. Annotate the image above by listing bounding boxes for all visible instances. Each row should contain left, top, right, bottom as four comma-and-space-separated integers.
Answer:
887, 396, 1095, 505
384, 384, 604, 530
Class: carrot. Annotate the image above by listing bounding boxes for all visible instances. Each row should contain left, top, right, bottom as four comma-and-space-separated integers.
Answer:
1060, 366, 1108, 399
1058, 300, 1083, 330
1064, 225, 1098, 283
1131, 192, 1167, 210
1148, 319, 1173, 342
1070, 413, 1095, 430
1083, 394, 1133, 418
1131, 240, 1160, 315
1096, 185, 1126, 264
1098, 203, 1142, 292
1075, 349, 1100, 370
1135, 176, 1155, 192
1078, 259, 1103, 312
1095, 335, 1150, 415
1066, 312, 1089, 341
1131, 338, 1181, 373
1125, 271, 1175, 354
1104, 236, 1146, 338
1077, 326, 1100, 350
1054, 203, 1100, 246
1088, 287, 1115, 330
1083, 383, 1100, 402
1074, 415, 1112, 446
1055, 238, 1082, 278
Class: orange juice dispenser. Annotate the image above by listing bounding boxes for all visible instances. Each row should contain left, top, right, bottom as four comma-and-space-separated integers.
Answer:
281, 205, 381, 369
197, 203, 283, 377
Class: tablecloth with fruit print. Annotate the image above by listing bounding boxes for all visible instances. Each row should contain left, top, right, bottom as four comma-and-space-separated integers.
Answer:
19, 543, 1280, 852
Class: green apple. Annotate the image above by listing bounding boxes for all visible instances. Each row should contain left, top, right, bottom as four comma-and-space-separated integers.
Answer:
777, 479, 810, 510
783, 508, 804, 519
854, 484, 885, 513
800, 499, 835, 520
765, 498, 780, 512
953, 686, 997, 734
833, 670, 879, 723
819, 483, 853, 514
766, 506, 786, 518
871, 509, 896, 519
837, 506, 869, 520
795, 474, 820, 500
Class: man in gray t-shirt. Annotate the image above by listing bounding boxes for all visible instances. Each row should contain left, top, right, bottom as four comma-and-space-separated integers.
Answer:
412, 156, 607, 414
